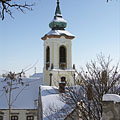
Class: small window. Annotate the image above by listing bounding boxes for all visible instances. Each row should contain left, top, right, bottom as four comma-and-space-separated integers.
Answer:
0, 116, 3, 120
61, 77, 66, 83
26, 116, 34, 120
11, 116, 18, 120
61, 77, 66, 85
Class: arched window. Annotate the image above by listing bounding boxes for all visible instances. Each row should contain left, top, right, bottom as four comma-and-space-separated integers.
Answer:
46, 46, 50, 62
61, 77, 66, 83
59, 46, 66, 63
59, 46, 67, 69
59, 77, 66, 93
46, 46, 50, 70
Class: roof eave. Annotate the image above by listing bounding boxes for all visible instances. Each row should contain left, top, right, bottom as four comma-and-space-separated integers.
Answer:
41, 34, 75, 40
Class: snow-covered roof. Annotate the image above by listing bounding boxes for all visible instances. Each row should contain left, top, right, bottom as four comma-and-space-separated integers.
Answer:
103, 94, 120, 103
0, 76, 43, 109
30, 73, 43, 79
51, 68, 75, 72
47, 30, 74, 36
42, 30, 75, 40
50, 17, 67, 24
40, 86, 73, 120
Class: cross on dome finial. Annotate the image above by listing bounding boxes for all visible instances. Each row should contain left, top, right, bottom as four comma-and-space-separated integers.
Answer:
55, 0, 61, 16
49, 0, 67, 30
57, 0, 60, 8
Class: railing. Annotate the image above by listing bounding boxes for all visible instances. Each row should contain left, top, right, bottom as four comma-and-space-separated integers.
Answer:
59, 62, 67, 70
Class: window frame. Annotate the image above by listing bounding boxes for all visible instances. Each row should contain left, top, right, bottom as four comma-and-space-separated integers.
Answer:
11, 115, 18, 120
26, 116, 34, 120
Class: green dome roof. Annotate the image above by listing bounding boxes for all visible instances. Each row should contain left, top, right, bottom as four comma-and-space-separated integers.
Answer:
49, 0, 67, 30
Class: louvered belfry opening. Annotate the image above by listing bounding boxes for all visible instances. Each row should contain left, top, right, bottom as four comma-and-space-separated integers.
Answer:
59, 46, 67, 69
46, 46, 50, 70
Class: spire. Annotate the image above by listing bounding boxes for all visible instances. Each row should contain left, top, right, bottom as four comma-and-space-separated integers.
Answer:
49, 0, 67, 30
55, 0, 61, 17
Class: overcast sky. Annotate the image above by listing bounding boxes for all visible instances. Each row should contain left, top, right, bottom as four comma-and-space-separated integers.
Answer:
0, 0, 120, 76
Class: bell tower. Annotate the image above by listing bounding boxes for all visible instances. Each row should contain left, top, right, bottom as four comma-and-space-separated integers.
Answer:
42, 0, 75, 86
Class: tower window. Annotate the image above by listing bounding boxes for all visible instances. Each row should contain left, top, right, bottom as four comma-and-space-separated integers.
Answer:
59, 77, 66, 93
61, 77, 66, 83
59, 46, 67, 69
46, 46, 50, 62
46, 46, 50, 70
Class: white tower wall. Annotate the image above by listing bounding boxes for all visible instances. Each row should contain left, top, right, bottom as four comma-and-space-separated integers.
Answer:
43, 36, 75, 86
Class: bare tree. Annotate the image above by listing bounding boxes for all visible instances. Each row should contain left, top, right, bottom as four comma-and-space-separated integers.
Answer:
0, 61, 40, 120
0, 0, 116, 20
2, 71, 27, 120
0, 0, 34, 20
61, 55, 120, 120
44, 55, 120, 120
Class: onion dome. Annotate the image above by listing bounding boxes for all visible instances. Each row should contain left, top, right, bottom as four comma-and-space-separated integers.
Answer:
49, 0, 67, 30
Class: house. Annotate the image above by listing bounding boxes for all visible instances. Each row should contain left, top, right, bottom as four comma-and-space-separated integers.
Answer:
30, 73, 43, 80
0, 74, 43, 120
38, 85, 82, 120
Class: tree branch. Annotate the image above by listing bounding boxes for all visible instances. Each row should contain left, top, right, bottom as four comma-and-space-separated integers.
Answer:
0, 0, 34, 20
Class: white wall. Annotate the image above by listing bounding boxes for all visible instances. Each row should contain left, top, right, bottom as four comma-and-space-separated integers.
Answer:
0, 109, 37, 120
43, 36, 75, 86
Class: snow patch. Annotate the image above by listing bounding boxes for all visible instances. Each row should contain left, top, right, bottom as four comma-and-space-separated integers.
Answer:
50, 16, 67, 23
47, 30, 75, 37
103, 94, 120, 103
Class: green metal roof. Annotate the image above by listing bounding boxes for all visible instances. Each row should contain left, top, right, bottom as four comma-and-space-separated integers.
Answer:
49, 0, 67, 30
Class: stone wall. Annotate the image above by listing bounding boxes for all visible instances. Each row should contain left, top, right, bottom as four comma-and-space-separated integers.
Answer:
102, 101, 120, 120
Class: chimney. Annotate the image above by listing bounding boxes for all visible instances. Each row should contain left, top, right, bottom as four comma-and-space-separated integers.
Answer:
73, 64, 75, 69
38, 86, 43, 120
59, 82, 66, 93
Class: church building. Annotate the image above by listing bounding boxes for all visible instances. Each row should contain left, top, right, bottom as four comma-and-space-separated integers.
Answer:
42, 0, 75, 86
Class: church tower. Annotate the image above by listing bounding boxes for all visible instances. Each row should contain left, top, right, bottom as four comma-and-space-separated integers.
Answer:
42, 0, 75, 86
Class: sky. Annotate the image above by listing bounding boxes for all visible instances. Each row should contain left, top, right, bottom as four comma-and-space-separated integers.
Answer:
0, 0, 120, 76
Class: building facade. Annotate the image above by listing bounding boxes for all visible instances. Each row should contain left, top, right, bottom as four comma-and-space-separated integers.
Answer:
0, 109, 37, 120
0, 75, 43, 120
